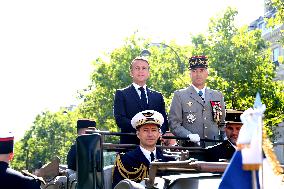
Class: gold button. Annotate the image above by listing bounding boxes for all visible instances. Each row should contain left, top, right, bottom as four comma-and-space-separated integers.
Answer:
205, 126, 207, 129
205, 135, 207, 138
204, 117, 206, 120
203, 109, 206, 111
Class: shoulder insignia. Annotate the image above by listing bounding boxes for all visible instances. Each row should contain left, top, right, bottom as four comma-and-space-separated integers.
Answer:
115, 154, 148, 182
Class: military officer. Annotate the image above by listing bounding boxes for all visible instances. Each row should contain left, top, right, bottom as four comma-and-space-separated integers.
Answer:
168, 55, 226, 147
205, 110, 243, 162
67, 119, 97, 171
112, 110, 174, 188
0, 131, 41, 189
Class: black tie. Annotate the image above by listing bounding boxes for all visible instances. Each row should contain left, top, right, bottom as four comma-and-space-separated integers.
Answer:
198, 90, 204, 101
139, 87, 148, 109
150, 152, 155, 162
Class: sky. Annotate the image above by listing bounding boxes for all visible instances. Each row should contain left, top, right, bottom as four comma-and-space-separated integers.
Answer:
0, 0, 264, 140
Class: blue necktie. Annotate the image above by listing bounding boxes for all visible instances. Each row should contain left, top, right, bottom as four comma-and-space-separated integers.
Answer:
139, 87, 148, 109
150, 152, 155, 162
198, 90, 204, 101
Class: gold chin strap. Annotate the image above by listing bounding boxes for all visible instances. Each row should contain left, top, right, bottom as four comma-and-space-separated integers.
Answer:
115, 154, 148, 183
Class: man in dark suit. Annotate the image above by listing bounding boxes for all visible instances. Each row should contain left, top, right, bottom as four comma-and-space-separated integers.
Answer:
0, 131, 41, 189
112, 110, 174, 188
67, 119, 97, 171
113, 57, 168, 144
205, 110, 243, 162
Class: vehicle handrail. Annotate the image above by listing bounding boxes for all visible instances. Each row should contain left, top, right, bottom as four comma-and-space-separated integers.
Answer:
87, 130, 224, 142
145, 160, 228, 187
102, 143, 205, 151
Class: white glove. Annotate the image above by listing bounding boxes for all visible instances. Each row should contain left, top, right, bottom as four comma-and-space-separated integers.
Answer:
187, 134, 200, 143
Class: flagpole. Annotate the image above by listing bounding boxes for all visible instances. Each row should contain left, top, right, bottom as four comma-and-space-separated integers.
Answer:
261, 118, 264, 189
252, 170, 257, 189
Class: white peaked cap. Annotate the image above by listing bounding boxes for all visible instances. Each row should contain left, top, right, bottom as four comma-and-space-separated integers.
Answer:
131, 110, 164, 130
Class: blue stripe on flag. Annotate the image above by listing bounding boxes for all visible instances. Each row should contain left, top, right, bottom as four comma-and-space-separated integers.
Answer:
218, 151, 260, 189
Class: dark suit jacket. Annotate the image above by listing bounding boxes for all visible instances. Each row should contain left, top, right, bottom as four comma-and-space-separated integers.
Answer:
205, 140, 236, 162
114, 84, 168, 144
67, 143, 76, 170
112, 147, 174, 188
0, 161, 41, 189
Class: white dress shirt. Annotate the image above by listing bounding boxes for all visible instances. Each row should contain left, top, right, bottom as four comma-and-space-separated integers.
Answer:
139, 146, 156, 162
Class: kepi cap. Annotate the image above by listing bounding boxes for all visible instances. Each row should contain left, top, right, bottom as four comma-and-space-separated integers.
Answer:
131, 110, 164, 130
0, 131, 14, 154
189, 55, 208, 70
77, 119, 96, 129
225, 109, 243, 124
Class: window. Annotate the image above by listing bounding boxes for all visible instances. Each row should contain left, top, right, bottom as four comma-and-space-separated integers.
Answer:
273, 47, 280, 62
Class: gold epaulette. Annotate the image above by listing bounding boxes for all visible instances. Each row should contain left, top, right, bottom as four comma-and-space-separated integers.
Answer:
115, 154, 148, 182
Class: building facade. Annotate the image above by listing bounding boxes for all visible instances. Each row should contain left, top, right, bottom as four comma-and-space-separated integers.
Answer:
249, 0, 284, 80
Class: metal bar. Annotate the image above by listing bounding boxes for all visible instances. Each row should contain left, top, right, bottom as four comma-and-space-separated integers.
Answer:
273, 142, 284, 146
102, 143, 205, 151
89, 130, 223, 142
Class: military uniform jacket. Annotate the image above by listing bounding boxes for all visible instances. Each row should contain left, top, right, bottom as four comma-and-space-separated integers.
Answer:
169, 86, 225, 143
205, 140, 236, 162
114, 84, 168, 144
67, 143, 76, 171
0, 161, 41, 189
112, 147, 173, 188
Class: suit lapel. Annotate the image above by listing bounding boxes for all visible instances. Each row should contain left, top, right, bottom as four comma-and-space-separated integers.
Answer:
204, 88, 212, 102
188, 86, 204, 106
156, 149, 164, 161
136, 147, 151, 166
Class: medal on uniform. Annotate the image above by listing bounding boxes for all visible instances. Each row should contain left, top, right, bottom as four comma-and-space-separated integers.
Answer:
187, 112, 196, 123
210, 101, 222, 124
187, 101, 193, 107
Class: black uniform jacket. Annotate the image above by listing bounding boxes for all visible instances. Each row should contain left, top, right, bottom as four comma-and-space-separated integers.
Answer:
0, 161, 41, 189
205, 140, 236, 162
114, 84, 168, 144
112, 147, 174, 188
67, 143, 76, 171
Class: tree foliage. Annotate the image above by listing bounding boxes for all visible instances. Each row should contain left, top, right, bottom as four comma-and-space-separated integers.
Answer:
267, 0, 284, 44
12, 7, 284, 171
192, 7, 284, 135
77, 34, 192, 135
11, 109, 79, 170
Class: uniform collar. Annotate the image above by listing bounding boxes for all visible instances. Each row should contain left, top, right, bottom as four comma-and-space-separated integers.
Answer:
139, 146, 156, 162
192, 84, 206, 95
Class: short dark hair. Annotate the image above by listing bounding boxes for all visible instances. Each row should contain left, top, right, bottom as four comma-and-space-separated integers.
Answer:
130, 56, 149, 70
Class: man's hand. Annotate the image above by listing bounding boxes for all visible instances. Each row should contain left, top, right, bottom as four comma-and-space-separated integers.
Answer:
161, 132, 177, 146
187, 134, 200, 143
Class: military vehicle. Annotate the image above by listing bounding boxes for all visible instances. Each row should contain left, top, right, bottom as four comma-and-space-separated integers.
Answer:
36, 129, 229, 189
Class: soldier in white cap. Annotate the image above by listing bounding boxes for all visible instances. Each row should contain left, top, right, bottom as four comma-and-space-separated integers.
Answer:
112, 110, 174, 189
0, 131, 41, 189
